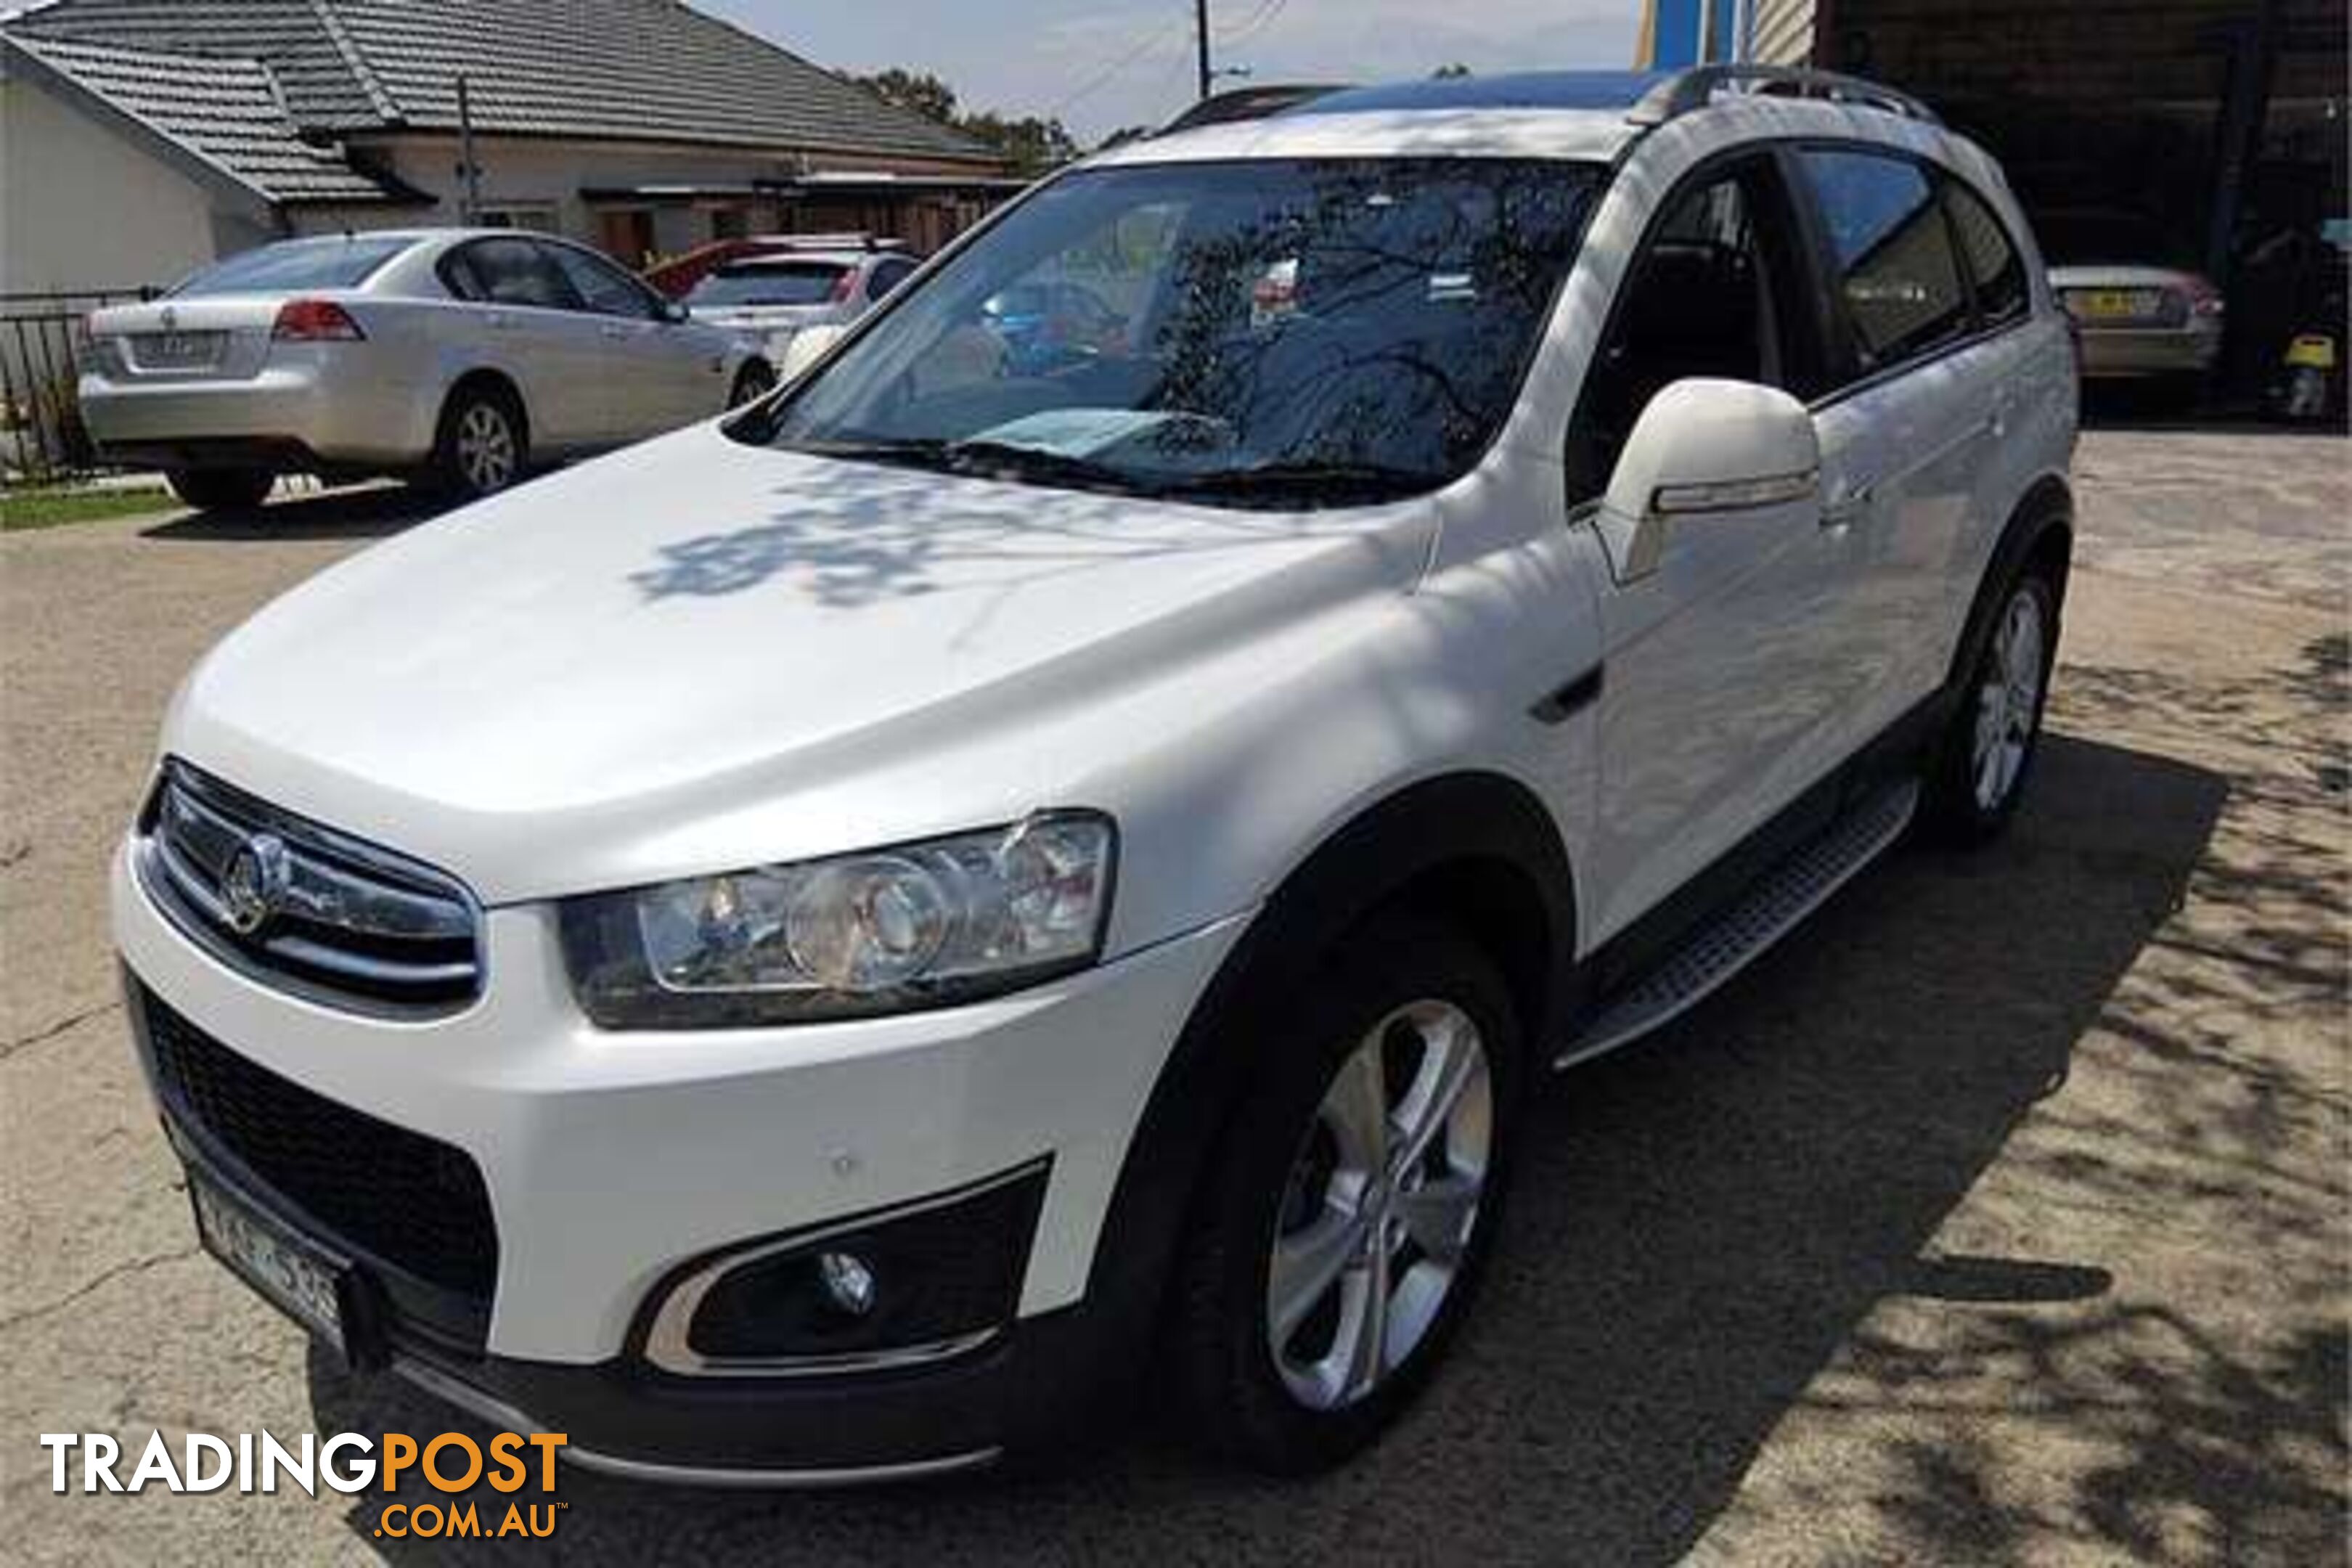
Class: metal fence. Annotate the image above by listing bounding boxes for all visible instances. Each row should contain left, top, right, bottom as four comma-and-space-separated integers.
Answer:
1, 287, 156, 484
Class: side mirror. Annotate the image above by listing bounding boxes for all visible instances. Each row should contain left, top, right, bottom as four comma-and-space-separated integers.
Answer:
660, 300, 690, 324
778, 322, 849, 382
1595, 378, 1821, 582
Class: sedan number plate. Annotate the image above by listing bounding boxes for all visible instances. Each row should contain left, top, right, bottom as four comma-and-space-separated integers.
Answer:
2070, 290, 2152, 322
134, 331, 226, 369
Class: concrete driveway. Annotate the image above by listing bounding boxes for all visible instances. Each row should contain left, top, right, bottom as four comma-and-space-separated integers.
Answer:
2, 432, 2344, 1564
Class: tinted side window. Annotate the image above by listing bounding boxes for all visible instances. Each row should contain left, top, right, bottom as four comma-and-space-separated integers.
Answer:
1798, 150, 1970, 372
1566, 160, 1822, 500
460, 238, 579, 311
1942, 180, 2028, 328
546, 242, 658, 318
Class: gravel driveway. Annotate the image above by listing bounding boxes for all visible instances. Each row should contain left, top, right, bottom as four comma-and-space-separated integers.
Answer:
3, 431, 2344, 1565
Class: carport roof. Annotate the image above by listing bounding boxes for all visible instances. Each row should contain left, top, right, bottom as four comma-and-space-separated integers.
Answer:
2, 33, 416, 205
5, 0, 998, 165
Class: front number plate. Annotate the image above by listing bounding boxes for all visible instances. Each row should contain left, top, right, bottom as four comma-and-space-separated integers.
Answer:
190, 1172, 347, 1357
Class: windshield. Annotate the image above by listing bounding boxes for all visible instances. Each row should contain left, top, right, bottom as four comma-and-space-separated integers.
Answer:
755, 158, 1602, 507
172, 237, 412, 296
690, 262, 849, 307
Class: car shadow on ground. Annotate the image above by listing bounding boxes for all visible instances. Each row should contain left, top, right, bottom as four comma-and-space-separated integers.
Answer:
140, 483, 455, 542
306, 727, 2287, 1565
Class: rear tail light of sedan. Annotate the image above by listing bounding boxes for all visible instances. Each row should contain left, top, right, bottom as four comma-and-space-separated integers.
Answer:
2184, 278, 2227, 318
271, 299, 366, 342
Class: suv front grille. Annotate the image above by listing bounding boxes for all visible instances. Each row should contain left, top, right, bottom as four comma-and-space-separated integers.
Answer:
136, 759, 481, 1016
136, 986, 497, 1344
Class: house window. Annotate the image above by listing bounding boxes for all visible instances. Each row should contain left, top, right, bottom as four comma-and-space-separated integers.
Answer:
710, 206, 749, 242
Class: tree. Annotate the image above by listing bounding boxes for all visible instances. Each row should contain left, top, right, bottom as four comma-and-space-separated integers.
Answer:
960, 112, 1080, 178
851, 70, 1077, 179
1432, 63, 1473, 78
1096, 125, 1156, 152
853, 68, 960, 124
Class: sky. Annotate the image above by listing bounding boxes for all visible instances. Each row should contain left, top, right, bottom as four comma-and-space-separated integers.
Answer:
697, 1, 1640, 144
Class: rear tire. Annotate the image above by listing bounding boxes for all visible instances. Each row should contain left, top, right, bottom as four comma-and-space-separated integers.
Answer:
1923, 567, 2059, 844
424, 383, 527, 500
164, 466, 274, 513
1166, 915, 1522, 1474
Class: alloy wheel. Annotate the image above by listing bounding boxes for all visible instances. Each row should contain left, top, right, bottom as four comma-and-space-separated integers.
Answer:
1972, 586, 2046, 812
1265, 999, 1492, 1411
456, 403, 518, 494
729, 366, 778, 408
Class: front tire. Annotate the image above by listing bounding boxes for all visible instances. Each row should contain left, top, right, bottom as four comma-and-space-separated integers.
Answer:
1924, 568, 2059, 843
424, 383, 526, 500
1167, 916, 1522, 1474
164, 465, 274, 512
727, 361, 778, 409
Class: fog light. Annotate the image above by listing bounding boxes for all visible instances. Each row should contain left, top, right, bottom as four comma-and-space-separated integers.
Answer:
817, 1250, 878, 1318
656, 1160, 1049, 1373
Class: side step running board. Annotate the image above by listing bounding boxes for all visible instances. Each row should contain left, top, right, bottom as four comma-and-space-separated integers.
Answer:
1554, 782, 1919, 1069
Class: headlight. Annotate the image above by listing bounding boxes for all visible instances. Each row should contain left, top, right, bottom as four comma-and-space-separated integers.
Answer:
560, 814, 1115, 1027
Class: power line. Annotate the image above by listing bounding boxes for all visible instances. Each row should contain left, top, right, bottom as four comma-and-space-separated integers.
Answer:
1220, 0, 1291, 47
1047, 12, 1193, 118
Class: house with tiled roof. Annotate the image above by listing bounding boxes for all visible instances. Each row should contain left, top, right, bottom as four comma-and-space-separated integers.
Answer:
0, 0, 1018, 294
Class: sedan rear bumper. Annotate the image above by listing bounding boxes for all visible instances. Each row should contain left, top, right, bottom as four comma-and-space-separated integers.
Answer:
80, 366, 434, 469
2074, 322, 2224, 380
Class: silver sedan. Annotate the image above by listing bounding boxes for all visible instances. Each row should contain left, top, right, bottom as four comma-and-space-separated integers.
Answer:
80, 229, 777, 510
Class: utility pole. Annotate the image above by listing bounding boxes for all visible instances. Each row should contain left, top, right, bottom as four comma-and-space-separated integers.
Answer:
455, 73, 483, 224
1195, 0, 1212, 100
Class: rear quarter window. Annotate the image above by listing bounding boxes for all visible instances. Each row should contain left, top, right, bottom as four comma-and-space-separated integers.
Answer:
1942, 181, 2030, 328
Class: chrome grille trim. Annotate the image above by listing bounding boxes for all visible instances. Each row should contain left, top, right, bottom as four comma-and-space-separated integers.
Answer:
134, 759, 484, 1016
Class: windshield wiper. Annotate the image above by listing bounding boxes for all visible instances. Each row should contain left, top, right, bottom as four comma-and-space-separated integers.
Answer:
1159, 460, 1438, 503
794, 436, 1148, 494
942, 438, 1143, 490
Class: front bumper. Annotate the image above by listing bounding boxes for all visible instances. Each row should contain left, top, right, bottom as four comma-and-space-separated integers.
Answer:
112, 842, 1243, 1475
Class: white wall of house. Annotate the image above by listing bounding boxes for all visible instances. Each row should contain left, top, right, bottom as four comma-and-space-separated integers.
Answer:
0, 73, 270, 294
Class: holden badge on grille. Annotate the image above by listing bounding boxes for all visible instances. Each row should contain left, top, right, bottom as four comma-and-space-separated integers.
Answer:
219, 833, 290, 936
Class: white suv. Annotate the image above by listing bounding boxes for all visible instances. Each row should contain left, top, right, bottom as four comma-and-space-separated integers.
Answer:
113, 67, 2076, 1485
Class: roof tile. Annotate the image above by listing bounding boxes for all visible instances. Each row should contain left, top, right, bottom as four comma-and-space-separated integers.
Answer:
9, 0, 995, 163
8, 33, 406, 203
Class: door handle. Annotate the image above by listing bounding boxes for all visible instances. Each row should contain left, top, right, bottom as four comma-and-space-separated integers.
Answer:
1985, 403, 2009, 439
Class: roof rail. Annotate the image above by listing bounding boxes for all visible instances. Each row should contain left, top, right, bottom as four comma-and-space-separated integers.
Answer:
1631, 65, 1940, 127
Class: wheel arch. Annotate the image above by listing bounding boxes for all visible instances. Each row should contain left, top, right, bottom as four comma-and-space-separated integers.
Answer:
1945, 470, 2074, 695
1043, 772, 1577, 1431
438, 367, 530, 449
